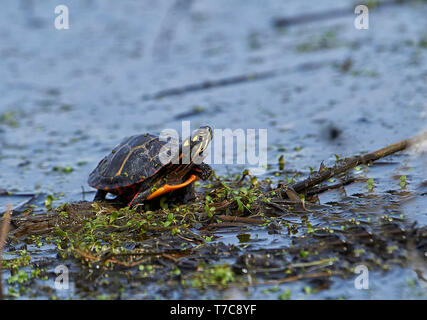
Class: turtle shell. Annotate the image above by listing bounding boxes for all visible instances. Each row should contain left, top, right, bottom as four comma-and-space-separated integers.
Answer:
88, 133, 178, 191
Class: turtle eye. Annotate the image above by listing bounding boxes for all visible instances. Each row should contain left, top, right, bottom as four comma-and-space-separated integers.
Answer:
193, 135, 203, 143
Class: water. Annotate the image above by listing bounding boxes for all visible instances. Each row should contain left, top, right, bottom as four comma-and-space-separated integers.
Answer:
0, 0, 426, 299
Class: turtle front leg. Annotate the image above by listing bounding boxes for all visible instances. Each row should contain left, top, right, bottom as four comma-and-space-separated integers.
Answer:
127, 187, 152, 207
94, 190, 107, 202
192, 163, 212, 180
169, 183, 196, 204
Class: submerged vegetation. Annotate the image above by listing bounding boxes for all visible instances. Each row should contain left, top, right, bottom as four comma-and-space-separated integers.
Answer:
1, 1, 427, 300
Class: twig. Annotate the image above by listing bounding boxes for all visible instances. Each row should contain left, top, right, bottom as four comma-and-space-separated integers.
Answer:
232, 270, 342, 289
305, 177, 357, 197
180, 227, 206, 242
264, 202, 304, 223
288, 257, 338, 269
215, 215, 265, 225
259, 271, 341, 286
199, 222, 248, 231
291, 131, 427, 194
0, 191, 36, 197
74, 248, 151, 267
0, 205, 12, 300
0, 193, 36, 216
243, 257, 338, 274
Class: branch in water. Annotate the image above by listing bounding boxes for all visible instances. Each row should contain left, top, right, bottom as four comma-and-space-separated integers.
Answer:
291, 131, 427, 194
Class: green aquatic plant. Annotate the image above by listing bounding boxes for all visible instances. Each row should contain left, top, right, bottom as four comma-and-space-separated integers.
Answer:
367, 178, 375, 192
53, 165, 74, 174
399, 175, 407, 189
190, 264, 236, 289
278, 288, 292, 300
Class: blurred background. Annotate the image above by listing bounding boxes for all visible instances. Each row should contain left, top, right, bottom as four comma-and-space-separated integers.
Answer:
0, 0, 426, 299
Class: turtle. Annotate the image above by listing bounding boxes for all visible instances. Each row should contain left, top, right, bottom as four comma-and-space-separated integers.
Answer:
88, 126, 213, 207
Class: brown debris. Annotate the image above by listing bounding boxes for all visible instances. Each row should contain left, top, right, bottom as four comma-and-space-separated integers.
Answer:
0, 205, 12, 300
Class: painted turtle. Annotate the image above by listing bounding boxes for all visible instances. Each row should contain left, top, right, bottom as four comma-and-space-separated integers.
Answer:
88, 126, 213, 207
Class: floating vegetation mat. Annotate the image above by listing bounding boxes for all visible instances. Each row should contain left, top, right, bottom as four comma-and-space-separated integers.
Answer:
1, 167, 426, 299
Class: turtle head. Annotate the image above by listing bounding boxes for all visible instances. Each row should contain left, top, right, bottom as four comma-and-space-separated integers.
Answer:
191, 126, 213, 155
182, 126, 213, 162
